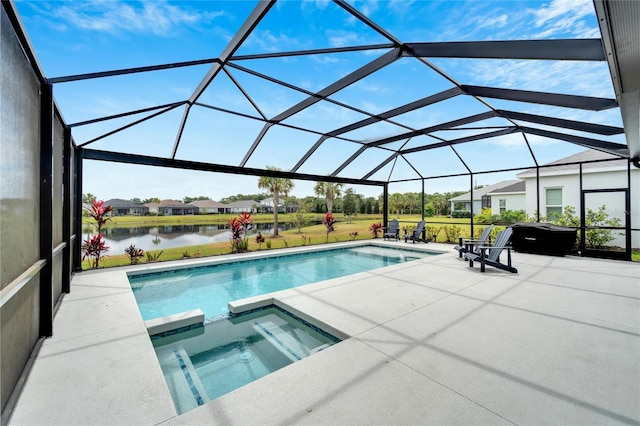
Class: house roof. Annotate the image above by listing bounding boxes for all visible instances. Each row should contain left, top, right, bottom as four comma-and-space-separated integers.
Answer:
488, 180, 526, 194
104, 198, 143, 208
517, 149, 629, 178
188, 200, 226, 208
225, 200, 259, 209
449, 180, 522, 202
145, 199, 194, 208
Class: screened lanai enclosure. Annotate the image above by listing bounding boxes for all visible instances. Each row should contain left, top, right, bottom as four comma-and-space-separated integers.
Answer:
1, 0, 639, 417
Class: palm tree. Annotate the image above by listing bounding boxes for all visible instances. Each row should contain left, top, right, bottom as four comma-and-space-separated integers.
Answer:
314, 182, 343, 213
258, 166, 294, 237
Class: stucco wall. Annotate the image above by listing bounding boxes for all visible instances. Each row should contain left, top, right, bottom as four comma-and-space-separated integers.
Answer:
489, 193, 526, 216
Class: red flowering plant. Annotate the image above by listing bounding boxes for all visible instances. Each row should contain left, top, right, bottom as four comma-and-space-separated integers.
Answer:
82, 233, 109, 269
229, 212, 254, 253
82, 199, 113, 268
370, 222, 383, 238
322, 212, 336, 242
255, 232, 265, 250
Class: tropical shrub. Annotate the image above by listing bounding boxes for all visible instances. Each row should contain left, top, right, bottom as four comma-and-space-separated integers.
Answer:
370, 222, 382, 238
82, 234, 109, 269
256, 232, 265, 249
322, 212, 336, 242
228, 212, 253, 253
82, 200, 112, 268
124, 244, 144, 264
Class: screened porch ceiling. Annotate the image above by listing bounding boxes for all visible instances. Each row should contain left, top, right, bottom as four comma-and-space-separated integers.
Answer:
20, 0, 640, 189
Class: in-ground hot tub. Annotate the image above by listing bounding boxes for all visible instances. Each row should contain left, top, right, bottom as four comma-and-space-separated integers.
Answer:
510, 222, 577, 255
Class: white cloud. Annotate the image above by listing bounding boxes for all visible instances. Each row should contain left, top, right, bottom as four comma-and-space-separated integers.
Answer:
528, 0, 596, 38
51, 1, 225, 36
326, 30, 362, 48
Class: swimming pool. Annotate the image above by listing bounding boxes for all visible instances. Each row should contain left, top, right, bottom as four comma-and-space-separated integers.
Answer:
129, 244, 438, 321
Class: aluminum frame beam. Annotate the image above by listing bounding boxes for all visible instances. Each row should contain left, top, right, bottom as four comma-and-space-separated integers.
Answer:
81, 149, 386, 187
405, 39, 606, 61
49, 58, 219, 84
498, 110, 624, 135
365, 111, 498, 148
521, 127, 629, 156
399, 128, 519, 155
462, 85, 618, 111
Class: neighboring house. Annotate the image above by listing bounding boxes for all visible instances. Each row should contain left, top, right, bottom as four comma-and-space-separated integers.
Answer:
517, 149, 639, 247
449, 149, 638, 248
104, 198, 148, 216
516, 149, 637, 218
487, 180, 526, 216
224, 200, 259, 214
144, 199, 199, 215
188, 199, 226, 214
449, 180, 522, 215
258, 197, 298, 213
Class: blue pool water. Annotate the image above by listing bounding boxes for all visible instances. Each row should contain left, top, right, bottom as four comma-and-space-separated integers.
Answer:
130, 244, 437, 321
153, 306, 340, 414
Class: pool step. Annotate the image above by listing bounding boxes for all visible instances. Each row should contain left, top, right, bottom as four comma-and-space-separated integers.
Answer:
155, 345, 209, 414
251, 314, 328, 363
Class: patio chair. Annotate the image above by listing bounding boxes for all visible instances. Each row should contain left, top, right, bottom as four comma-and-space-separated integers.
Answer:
463, 227, 517, 273
383, 219, 400, 241
404, 220, 427, 244
454, 224, 494, 258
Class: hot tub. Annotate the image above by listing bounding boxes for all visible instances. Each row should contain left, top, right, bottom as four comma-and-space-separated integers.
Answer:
510, 222, 577, 256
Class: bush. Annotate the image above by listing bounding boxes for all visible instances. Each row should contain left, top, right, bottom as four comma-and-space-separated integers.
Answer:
552, 205, 621, 250
424, 202, 435, 217
442, 225, 462, 243
451, 211, 471, 219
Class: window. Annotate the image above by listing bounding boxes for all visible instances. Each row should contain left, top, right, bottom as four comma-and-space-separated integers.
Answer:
499, 199, 506, 214
545, 188, 562, 220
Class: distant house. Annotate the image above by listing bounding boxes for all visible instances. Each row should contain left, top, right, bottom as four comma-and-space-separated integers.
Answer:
224, 200, 259, 214
449, 180, 522, 215
259, 197, 298, 213
188, 199, 226, 214
104, 198, 148, 216
487, 180, 526, 216
144, 199, 198, 215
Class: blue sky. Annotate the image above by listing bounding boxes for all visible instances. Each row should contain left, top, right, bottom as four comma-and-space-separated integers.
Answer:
15, 0, 623, 202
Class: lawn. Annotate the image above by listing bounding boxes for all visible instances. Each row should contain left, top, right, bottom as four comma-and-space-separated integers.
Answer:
82, 214, 479, 269
81, 213, 639, 268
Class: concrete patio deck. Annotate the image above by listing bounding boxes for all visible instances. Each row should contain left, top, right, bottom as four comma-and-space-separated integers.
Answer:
6, 242, 640, 425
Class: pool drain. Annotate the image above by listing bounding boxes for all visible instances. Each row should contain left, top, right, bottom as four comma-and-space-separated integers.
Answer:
238, 350, 254, 363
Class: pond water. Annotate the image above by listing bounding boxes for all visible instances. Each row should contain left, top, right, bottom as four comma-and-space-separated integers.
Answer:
83, 222, 313, 253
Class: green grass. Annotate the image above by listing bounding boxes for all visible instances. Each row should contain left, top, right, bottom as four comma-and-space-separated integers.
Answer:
81, 214, 639, 269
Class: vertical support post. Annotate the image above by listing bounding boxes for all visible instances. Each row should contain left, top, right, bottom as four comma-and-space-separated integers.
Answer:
73, 147, 84, 272
382, 183, 389, 231
39, 82, 54, 337
62, 126, 72, 293
469, 173, 474, 240
579, 163, 585, 257
421, 179, 426, 240
625, 161, 632, 261
535, 166, 540, 221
